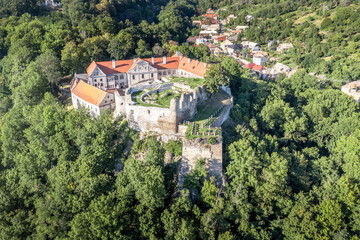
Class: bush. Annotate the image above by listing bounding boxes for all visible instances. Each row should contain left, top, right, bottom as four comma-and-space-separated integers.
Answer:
207, 136, 216, 144
320, 18, 332, 30
164, 140, 182, 156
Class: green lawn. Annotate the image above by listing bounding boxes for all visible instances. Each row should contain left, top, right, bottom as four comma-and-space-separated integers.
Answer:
167, 76, 206, 89
131, 89, 181, 108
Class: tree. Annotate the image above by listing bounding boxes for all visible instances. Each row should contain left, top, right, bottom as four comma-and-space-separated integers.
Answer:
204, 63, 227, 93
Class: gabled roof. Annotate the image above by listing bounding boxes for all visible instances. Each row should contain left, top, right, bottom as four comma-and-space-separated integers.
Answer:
71, 80, 108, 106
178, 56, 208, 77
243, 63, 255, 69
86, 57, 208, 76
253, 65, 264, 71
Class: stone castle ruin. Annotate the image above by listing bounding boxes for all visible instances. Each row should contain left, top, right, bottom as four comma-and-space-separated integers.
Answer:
114, 82, 208, 135
71, 55, 233, 188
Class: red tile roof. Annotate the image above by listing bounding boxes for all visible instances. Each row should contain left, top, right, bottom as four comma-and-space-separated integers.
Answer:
243, 63, 264, 71
243, 63, 256, 69
215, 36, 227, 41
71, 80, 108, 106
253, 65, 264, 71
87, 56, 208, 77
178, 56, 208, 77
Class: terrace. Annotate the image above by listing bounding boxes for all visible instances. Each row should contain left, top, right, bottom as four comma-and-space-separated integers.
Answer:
183, 88, 232, 139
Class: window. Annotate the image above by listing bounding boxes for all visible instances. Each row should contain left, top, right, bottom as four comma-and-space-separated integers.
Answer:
148, 110, 150, 114
132, 75, 135, 79
115, 76, 118, 80
95, 84, 98, 87
101, 83, 103, 86
107, 96, 109, 98
142, 74, 144, 79
94, 79, 97, 82
151, 73, 153, 78
105, 101, 107, 103
120, 75, 124, 79
100, 79, 103, 81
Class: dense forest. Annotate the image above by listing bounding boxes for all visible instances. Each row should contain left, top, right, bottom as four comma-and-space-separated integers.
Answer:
1, 0, 360, 239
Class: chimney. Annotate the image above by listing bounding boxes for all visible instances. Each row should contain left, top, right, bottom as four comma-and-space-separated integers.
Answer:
180, 55, 183, 61
133, 58, 136, 63
196, 60, 199, 66
176, 51, 181, 56
112, 59, 116, 69
188, 58, 191, 64
163, 56, 166, 64
204, 63, 207, 69
152, 57, 154, 65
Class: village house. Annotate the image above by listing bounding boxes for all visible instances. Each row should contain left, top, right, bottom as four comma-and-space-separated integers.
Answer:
273, 63, 291, 75
276, 43, 294, 52
236, 25, 249, 31
214, 47, 225, 56
252, 51, 269, 66
226, 14, 237, 23
199, 30, 218, 35
221, 39, 240, 55
241, 41, 260, 51
195, 36, 211, 45
204, 42, 217, 54
341, 81, 360, 102
214, 35, 227, 43
203, 9, 219, 21
246, 15, 254, 22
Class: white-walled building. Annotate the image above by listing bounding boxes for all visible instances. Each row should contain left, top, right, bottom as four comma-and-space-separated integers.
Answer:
71, 55, 209, 116
71, 80, 115, 116
252, 51, 269, 66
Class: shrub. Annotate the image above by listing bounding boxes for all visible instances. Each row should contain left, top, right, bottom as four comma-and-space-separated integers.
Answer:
164, 140, 182, 156
207, 136, 216, 144
320, 18, 332, 30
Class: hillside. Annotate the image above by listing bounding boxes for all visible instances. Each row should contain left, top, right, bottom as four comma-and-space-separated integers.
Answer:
1, 0, 360, 239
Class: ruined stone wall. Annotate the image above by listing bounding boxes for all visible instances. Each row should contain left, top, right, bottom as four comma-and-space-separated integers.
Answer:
179, 138, 224, 188
126, 98, 178, 134
115, 85, 209, 134
176, 86, 208, 123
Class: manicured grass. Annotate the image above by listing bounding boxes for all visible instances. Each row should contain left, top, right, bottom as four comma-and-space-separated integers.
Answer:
167, 76, 206, 89
131, 89, 180, 108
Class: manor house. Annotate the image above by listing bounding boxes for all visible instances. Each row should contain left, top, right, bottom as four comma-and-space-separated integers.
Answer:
71, 55, 211, 135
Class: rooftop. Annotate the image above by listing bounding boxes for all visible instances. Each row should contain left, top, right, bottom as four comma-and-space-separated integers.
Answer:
71, 80, 107, 106
87, 56, 208, 77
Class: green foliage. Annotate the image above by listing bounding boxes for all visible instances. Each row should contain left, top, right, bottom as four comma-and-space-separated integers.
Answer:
1, 1, 360, 239
164, 140, 182, 157
321, 17, 333, 29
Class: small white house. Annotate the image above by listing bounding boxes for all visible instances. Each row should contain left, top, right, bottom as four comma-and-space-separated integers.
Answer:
252, 51, 269, 66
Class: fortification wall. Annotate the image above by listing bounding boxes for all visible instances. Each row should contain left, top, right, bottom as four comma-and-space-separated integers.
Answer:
126, 99, 178, 134
179, 138, 224, 188
177, 86, 208, 122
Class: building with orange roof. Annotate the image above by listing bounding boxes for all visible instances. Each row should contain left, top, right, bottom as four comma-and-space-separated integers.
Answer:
71, 54, 210, 119
83, 55, 208, 92
71, 79, 115, 116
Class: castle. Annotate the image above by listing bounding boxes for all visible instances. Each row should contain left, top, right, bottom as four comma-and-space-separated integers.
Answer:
71, 55, 211, 135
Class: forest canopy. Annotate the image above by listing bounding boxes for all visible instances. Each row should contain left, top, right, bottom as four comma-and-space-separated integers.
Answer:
1, 0, 360, 239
